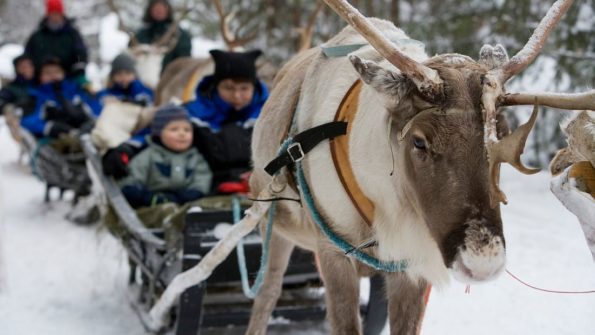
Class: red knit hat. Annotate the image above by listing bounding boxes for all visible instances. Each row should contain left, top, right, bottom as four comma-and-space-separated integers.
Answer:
46, 0, 64, 15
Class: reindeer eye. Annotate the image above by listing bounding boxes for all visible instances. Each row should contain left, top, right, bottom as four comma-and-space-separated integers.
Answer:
412, 136, 427, 150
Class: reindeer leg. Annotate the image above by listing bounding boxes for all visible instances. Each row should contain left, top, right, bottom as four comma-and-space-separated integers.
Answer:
385, 273, 429, 335
318, 241, 362, 335
245, 230, 295, 335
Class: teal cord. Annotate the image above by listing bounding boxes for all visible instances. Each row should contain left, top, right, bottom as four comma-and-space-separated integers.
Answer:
233, 193, 276, 299
290, 139, 408, 272
29, 138, 52, 181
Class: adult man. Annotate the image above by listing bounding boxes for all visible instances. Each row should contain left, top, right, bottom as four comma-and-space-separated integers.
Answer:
24, 0, 88, 81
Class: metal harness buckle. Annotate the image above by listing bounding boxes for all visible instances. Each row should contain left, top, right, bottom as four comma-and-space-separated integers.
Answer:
287, 142, 305, 162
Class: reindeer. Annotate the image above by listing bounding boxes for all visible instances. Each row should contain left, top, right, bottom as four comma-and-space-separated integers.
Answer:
106, 0, 191, 90
549, 110, 595, 261
154, 0, 322, 105
245, 0, 594, 334
151, 0, 264, 105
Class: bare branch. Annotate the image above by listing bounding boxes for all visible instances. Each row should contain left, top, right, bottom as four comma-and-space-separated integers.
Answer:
499, 0, 574, 83
106, 0, 139, 46
500, 90, 595, 111
213, 0, 258, 50
297, 0, 325, 52
322, 0, 444, 100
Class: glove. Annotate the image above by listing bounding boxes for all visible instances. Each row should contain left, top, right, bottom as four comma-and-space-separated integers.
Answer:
44, 103, 89, 128
102, 143, 138, 179
46, 121, 72, 138
43, 105, 63, 122
64, 103, 90, 128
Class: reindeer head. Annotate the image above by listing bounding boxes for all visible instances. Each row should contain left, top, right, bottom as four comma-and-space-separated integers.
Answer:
128, 39, 177, 89
325, 0, 593, 283
107, 0, 187, 89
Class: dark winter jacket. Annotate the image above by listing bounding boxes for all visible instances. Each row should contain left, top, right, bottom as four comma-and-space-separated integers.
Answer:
119, 137, 212, 208
184, 75, 269, 132
25, 18, 88, 79
21, 80, 100, 137
96, 80, 154, 107
183, 75, 268, 190
134, 20, 192, 72
0, 75, 35, 115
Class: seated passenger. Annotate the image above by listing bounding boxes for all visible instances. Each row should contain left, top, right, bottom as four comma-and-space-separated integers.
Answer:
20, 56, 100, 138
119, 104, 212, 209
184, 49, 269, 193
92, 53, 154, 152
96, 53, 153, 107
0, 54, 35, 116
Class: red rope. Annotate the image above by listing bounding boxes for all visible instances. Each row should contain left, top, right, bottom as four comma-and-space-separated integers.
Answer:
506, 269, 595, 294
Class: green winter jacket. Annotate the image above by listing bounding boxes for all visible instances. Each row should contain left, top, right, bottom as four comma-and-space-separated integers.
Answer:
120, 137, 212, 196
134, 21, 192, 71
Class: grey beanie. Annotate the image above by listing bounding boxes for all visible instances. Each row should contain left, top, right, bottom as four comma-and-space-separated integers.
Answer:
110, 53, 136, 77
151, 104, 191, 137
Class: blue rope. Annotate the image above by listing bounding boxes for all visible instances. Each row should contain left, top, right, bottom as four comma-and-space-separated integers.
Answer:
291, 142, 408, 273
233, 194, 276, 299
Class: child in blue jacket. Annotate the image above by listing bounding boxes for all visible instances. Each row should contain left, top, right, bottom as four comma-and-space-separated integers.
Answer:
21, 57, 100, 138
96, 53, 154, 147
96, 53, 153, 108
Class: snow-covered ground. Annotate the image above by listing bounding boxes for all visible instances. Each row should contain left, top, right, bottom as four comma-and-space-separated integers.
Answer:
0, 120, 594, 335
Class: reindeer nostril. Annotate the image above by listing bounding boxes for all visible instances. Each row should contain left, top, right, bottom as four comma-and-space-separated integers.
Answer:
481, 235, 490, 245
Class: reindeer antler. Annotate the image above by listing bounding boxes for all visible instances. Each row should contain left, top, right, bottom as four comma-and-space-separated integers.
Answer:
213, 0, 258, 51
500, 90, 595, 110
322, 0, 444, 101
483, 0, 577, 207
498, 0, 575, 84
487, 104, 541, 206
106, 0, 139, 46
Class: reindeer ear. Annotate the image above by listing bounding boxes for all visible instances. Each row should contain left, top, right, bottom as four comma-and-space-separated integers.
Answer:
478, 44, 509, 70
349, 55, 409, 98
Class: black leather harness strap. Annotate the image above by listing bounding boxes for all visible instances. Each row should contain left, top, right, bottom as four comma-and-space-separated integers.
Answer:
264, 121, 348, 176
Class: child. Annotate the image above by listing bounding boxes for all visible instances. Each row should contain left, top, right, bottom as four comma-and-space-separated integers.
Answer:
20, 56, 100, 138
96, 53, 153, 107
0, 54, 35, 116
93, 53, 153, 153
119, 104, 212, 208
183, 49, 268, 193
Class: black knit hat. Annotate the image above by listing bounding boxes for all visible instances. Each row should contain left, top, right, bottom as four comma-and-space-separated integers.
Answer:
151, 104, 191, 137
12, 54, 32, 68
110, 53, 136, 77
209, 49, 262, 84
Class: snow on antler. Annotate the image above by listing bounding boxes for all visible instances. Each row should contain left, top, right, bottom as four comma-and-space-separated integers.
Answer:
499, 0, 575, 82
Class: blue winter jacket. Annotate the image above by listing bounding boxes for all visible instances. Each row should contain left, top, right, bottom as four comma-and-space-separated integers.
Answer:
96, 80, 154, 107
184, 75, 269, 132
21, 80, 101, 137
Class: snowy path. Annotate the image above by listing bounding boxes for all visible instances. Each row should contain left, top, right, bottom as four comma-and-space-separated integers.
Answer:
0, 121, 594, 334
